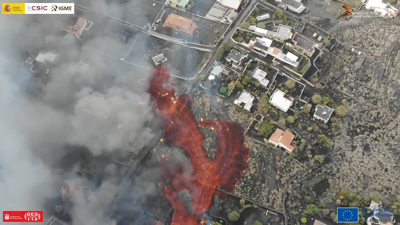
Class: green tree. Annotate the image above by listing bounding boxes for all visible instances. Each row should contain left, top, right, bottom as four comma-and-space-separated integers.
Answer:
242, 76, 253, 85
318, 134, 332, 147
228, 211, 240, 221
236, 36, 244, 43
303, 104, 312, 114
338, 190, 349, 199
285, 79, 296, 89
252, 7, 260, 16
240, 198, 246, 206
274, 9, 287, 21
314, 155, 324, 163
257, 121, 275, 137
323, 36, 331, 46
287, 116, 295, 124
240, 22, 250, 29
393, 201, 400, 215
215, 42, 232, 59
236, 81, 244, 89
301, 217, 307, 224
248, 16, 257, 24
199, 75, 206, 81
253, 220, 262, 225
211, 222, 223, 225
322, 96, 331, 105
335, 105, 347, 117
312, 94, 322, 104
278, 118, 286, 126
306, 204, 320, 215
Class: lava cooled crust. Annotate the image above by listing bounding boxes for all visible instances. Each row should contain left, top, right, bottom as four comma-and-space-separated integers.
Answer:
147, 67, 250, 225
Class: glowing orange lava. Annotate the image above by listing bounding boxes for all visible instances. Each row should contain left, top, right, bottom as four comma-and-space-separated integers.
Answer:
147, 67, 250, 225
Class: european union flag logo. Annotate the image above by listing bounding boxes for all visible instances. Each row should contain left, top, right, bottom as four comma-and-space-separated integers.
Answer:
337, 207, 359, 223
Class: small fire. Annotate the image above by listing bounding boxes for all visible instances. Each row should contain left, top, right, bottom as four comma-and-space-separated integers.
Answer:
217, 98, 221, 103
200, 219, 206, 225
162, 155, 165, 158
160, 138, 164, 142
139, 101, 145, 105
200, 118, 204, 121
211, 127, 214, 130
171, 97, 176, 104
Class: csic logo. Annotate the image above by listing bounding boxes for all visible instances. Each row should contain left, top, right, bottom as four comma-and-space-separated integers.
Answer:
51, 5, 57, 11
24, 212, 41, 222
27, 5, 48, 11
3, 4, 11, 12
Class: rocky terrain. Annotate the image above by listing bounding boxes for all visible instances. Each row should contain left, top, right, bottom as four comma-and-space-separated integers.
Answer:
288, 18, 400, 220
233, 137, 306, 210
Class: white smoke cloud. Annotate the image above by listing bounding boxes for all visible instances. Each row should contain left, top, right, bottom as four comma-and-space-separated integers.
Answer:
0, 1, 160, 224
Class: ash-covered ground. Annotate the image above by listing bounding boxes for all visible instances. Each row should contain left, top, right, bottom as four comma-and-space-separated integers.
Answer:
288, 17, 400, 218
190, 89, 306, 210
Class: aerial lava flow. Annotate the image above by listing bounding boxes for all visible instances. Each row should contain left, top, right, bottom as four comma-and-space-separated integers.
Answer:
147, 67, 250, 225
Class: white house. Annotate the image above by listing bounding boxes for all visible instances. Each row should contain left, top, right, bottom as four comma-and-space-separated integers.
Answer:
269, 89, 294, 112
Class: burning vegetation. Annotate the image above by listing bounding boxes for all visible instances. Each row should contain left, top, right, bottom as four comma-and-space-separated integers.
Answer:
147, 67, 250, 225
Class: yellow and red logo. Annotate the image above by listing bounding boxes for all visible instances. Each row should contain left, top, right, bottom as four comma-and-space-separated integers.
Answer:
2, 3, 26, 14
3, 5, 11, 12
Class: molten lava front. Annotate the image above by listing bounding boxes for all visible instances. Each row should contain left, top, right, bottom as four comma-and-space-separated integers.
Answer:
148, 67, 250, 225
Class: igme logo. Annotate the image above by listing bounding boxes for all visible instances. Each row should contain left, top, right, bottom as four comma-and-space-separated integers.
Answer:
52, 5, 71, 11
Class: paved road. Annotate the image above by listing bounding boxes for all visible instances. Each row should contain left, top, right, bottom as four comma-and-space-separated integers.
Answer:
115, 129, 163, 197
75, 4, 213, 52
199, 0, 259, 76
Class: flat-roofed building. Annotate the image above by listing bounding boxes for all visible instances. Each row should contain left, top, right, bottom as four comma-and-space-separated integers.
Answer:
252, 68, 270, 87
269, 89, 294, 112
167, 0, 189, 8
164, 13, 198, 35
234, 90, 255, 111
218, 0, 242, 11
276, 25, 292, 41
292, 33, 316, 57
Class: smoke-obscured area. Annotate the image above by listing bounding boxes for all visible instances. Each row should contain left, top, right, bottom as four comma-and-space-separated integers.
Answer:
0, 0, 161, 224
178, 189, 194, 215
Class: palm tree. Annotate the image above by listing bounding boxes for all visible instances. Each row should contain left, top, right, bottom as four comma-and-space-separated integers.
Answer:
312, 94, 322, 104
285, 79, 296, 89
335, 105, 347, 117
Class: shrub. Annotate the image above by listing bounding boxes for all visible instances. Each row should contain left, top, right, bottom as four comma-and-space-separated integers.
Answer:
257, 121, 275, 137
312, 94, 322, 104
301, 217, 307, 224
228, 211, 240, 221
285, 79, 296, 89
335, 105, 347, 117
253, 220, 262, 225
314, 155, 324, 163
278, 118, 286, 126
306, 204, 320, 215
287, 116, 295, 123
303, 104, 312, 114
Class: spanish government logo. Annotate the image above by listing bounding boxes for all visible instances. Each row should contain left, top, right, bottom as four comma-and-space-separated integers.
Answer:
3, 4, 11, 12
